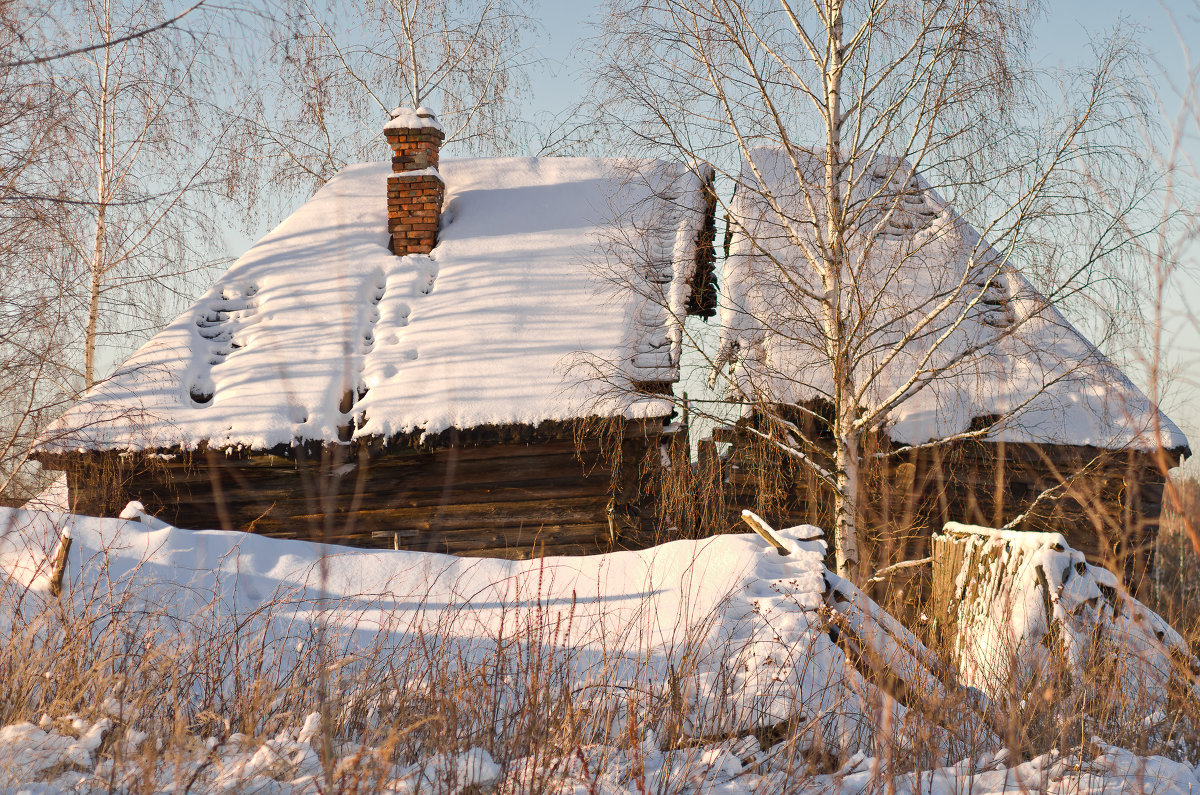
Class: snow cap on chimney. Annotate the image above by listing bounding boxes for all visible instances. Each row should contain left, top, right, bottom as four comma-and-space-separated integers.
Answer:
385, 105, 446, 133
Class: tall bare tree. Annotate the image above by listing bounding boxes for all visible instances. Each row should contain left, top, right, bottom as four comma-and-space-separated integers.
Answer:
240, 0, 537, 202
593, 0, 1158, 582
48, 0, 228, 388
0, 0, 86, 501
0, 0, 241, 504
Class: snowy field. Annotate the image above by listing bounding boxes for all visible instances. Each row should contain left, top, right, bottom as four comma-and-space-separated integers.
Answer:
0, 503, 1198, 793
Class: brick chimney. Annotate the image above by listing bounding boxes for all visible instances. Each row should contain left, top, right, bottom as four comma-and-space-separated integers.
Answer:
384, 107, 445, 255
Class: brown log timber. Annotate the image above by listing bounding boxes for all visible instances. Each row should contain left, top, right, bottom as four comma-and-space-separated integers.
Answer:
36, 418, 676, 558
718, 408, 1186, 590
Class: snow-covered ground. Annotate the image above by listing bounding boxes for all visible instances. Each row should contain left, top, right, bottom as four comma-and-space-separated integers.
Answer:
2, 712, 1199, 794
0, 503, 930, 743
1, 504, 1198, 793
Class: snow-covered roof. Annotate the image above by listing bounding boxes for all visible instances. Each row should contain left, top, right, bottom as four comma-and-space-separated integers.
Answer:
40, 157, 713, 454
717, 148, 1189, 452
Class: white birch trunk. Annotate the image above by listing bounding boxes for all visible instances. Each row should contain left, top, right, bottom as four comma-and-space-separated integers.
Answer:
834, 426, 862, 581
823, 0, 862, 582
84, 27, 111, 390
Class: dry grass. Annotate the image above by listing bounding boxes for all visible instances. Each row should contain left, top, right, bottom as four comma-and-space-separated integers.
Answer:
1151, 475, 1200, 645
1, 490, 1199, 792
0, 525, 894, 792
0, 581, 598, 791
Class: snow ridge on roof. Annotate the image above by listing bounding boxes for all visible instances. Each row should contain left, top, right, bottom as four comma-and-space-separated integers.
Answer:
717, 147, 1188, 452
40, 157, 712, 454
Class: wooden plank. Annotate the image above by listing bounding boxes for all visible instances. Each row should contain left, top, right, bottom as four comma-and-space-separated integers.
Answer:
156, 449, 616, 488
290, 496, 609, 532
72, 450, 615, 512
166, 476, 614, 516
286, 521, 612, 551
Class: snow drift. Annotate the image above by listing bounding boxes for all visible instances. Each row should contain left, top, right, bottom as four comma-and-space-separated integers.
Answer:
3, 506, 1199, 791
0, 504, 971, 754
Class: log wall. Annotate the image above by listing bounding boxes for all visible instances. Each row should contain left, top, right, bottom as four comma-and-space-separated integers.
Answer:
906, 441, 1168, 586
713, 414, 1181, 590
41, 423, 671, 559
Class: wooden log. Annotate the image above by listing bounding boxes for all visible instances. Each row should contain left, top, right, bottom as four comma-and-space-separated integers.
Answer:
166, 475, 614, 513
47, 527, 73, 598
288, 522, 613, 556
153, 448, 614, 487
292, 496, 608, 531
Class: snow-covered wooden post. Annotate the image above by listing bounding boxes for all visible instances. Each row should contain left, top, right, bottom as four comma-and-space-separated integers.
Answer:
47, 525, 72, 598
930, 519, 1200, 738
384, 107, 445, 255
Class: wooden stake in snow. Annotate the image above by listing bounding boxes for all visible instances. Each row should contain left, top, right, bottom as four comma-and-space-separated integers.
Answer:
48, 525, 72, 597
741, 510, 790, 556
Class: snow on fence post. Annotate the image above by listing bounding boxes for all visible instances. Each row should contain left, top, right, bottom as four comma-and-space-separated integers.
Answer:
930, 521, 1200, 724
740, 509, 790, 555
47, 525, 72, 598
384, 107, 445, 255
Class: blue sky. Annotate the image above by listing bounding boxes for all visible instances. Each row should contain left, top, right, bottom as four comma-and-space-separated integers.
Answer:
519, 1, 1200, 447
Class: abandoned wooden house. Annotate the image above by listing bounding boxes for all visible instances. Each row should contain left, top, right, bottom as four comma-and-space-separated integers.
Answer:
33, 108, 719, 557
707, 148, 1190, 584
32, 119, 1187, 577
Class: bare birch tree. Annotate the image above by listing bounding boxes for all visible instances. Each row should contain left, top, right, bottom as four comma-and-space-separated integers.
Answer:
0, 0, 79, 501
593, 0, 1159, 582
239, 0, 536, 201
0, 0, 236, 502
48, 0, 229, 388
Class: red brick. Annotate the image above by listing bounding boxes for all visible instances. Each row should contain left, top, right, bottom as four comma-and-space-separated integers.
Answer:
386, 114, 445, 255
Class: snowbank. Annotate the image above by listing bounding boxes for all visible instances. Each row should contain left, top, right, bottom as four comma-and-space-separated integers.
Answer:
0, 505, 956, 748
2, 509, 1197, 791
